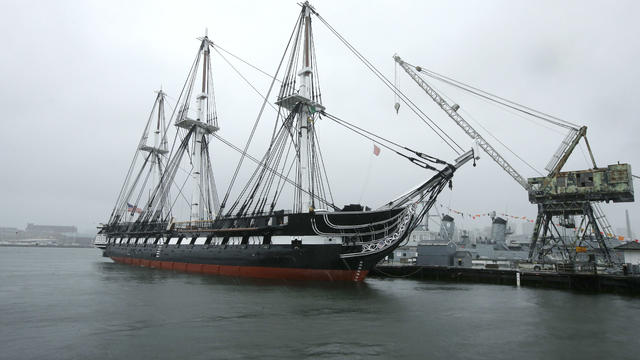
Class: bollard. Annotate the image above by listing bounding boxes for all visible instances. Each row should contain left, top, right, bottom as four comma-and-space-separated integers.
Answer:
516, 272, 521, 287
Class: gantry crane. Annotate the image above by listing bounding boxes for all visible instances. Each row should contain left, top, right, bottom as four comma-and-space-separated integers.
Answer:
394, 55, 635, 265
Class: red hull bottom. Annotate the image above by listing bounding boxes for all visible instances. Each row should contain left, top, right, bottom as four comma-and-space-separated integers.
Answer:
111, 257, 368, 282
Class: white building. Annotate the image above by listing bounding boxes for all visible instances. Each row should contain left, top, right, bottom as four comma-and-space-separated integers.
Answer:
615, 241, 640, 265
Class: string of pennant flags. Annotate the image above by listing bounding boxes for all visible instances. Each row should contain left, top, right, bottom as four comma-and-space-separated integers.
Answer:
438, 204, 535, 222
438, 204, 637, 242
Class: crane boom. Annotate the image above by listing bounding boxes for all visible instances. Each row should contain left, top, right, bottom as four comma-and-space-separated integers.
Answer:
394, 55, 530, 190
545, 125, 597, 177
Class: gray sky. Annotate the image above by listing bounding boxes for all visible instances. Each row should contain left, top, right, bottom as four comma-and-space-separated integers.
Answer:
1, 0, 638, 237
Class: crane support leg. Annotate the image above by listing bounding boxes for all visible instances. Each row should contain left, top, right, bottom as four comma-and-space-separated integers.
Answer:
584, 203, 612, 265
529, 205, 546, 260
536, 213, 553, 262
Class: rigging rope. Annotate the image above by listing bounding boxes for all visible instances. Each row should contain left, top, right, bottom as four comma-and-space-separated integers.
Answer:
212, 46, 280, 114
411, 63, 580, 130
425, 79, 544, 177
321, 111, 448, 171
211, 44, 282, 83
218, 11, 303, 216
312, 12, 464, 155
314, 129, 334, 206
212, 133, 338, 211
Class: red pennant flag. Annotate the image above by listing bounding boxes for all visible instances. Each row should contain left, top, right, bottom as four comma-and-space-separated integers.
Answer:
373, 144, 381, 156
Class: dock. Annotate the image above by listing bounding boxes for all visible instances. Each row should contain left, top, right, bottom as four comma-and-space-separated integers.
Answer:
370, 265, 640, 295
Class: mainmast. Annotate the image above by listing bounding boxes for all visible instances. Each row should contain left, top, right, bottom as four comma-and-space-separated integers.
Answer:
298, 5, 313, 213
275, 2, 325, 213
191, 37, 209, 221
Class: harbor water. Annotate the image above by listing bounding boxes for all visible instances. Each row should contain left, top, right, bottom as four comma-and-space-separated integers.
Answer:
1, 247, 638, 360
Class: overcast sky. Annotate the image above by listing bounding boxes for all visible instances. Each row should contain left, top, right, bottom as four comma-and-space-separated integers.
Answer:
1, 0, 638, 237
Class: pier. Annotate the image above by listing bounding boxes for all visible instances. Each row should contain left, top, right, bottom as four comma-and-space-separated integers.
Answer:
371, 265, 640, 295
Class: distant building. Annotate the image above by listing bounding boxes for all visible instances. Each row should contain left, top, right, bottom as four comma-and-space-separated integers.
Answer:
25, 223, 77, 234
0, 227, 22, 240
615, 241, 640, 266
0, 226, 20, 234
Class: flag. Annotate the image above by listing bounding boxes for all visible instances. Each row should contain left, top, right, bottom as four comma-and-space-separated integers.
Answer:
373, 144, 381, 156
127, 202, 142, 214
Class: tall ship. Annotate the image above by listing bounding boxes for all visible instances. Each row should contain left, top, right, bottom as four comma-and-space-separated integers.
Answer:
96, 2, 475, 282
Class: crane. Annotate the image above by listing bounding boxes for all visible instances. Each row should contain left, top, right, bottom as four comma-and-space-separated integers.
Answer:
394, 55, 635, 266
393, 55, 529, 190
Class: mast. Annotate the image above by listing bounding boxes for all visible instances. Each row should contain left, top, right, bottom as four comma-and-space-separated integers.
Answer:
272, 2, 325, 213
109, 89, 169, 225
297, 4, 313, 213
174, 31, 220, 222
191, 39, 209, 221
150, 89, 167, 201
136, 89, 170, 209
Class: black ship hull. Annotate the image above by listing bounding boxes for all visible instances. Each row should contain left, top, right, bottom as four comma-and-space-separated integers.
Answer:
106, 243, 381, 282
102, 206, 416, 282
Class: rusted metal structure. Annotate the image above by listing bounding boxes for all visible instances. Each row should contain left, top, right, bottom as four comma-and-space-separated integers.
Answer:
394, 55, 635, 265
528, 163, 634, 264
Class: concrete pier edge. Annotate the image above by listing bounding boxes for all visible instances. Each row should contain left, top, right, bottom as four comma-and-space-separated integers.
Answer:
371, 265, 640, 295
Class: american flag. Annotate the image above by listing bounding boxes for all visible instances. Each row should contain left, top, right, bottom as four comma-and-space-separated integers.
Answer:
127, 203, 142, 214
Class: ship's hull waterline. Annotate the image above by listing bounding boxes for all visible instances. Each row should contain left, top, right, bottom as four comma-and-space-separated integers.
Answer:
110, 256, 368, 282
105, 241, 391, 282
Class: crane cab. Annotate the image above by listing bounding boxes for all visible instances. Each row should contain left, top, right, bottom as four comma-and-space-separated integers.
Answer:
528, 163, 634, 204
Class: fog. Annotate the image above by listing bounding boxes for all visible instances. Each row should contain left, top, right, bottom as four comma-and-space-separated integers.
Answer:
0, 0, 638, 237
